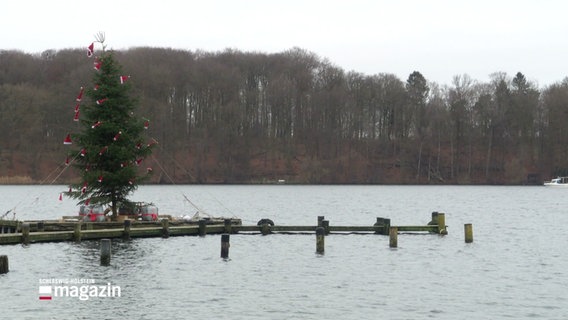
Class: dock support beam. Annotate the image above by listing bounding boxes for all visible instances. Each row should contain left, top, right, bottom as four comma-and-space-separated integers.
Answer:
100, 239, 111, 266
220, 234, 230, 259
316, 227, 325, 254
464, 223, 473, 243
0, 255, 8, 274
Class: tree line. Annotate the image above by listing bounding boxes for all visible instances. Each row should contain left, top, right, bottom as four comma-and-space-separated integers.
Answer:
1, 47, 567, 184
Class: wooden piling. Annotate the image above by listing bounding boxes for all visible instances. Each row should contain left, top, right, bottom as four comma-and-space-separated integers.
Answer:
198, 219, 207, 237
100, 239, 111, 266
316, 226, 325, 254
389, 226, 398, 248
464, 223, 473, 243
317, 216, 325, 227
322, 220, 330, 235
161, 218, 170, 238
224, 219, 232, 234
74, 222, 82, 242
0, 255, 8, 274
37, 221, 45, 232
220, 234, 230, 258
383, 218, 391, 235
21, 223, 30, 245
123, 220, 131, 240
437, 213, 447, 235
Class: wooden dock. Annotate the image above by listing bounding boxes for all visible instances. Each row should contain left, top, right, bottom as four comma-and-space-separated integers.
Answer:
0, 213, 447, 246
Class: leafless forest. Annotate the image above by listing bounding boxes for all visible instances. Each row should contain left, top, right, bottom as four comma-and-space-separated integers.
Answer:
1, 47, 567, 184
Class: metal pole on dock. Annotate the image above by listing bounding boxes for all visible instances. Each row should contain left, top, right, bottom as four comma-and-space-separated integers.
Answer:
389, 227, 398, 248
464, 224, 473, 243
220, 234, 230, 259
21, 223, 30, 245
0, 255, 8, 274
100, 239, 111, 266
316, 227, 325, 254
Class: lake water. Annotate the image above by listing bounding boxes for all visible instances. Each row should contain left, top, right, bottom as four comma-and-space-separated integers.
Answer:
0, 185, 567, 319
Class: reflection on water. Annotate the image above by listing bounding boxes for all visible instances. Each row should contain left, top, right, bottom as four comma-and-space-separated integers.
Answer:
1, 185, 568, 319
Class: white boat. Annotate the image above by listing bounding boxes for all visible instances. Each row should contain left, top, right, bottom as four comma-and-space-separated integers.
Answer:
544, 177, 568, 187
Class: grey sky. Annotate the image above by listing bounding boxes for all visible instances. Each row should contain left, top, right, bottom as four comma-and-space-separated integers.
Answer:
2, 0, 566, 87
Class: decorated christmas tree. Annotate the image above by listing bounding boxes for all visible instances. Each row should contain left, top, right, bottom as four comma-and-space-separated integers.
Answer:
65, 34, 155, 220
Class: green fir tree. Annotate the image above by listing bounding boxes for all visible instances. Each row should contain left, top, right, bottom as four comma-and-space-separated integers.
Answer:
66, 37, 155, 220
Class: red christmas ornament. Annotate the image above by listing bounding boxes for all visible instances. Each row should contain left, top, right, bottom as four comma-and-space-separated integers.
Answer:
99, 146, 108, 156
73, 110, 80, 122
96, 98, 107, 105
63, 133, 72, 145
113, 131, 122, 141
119, 75, 130, 84
76, 87, 85, 102
87, 43, 94, 57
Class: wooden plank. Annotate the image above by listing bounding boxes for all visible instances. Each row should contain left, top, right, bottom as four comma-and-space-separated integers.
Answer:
397, 225, 439, 232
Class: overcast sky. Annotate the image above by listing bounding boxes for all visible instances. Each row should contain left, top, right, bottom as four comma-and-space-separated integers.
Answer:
2, 0, 567, 87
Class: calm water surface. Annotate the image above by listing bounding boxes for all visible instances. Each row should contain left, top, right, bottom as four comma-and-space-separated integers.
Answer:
0, 185, 567, 319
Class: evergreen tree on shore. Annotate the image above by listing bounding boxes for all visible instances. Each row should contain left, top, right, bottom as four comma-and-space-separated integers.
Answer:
66, 35, 155, 219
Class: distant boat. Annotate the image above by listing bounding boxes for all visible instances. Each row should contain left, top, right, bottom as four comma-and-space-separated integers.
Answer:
544, 177, 568, 187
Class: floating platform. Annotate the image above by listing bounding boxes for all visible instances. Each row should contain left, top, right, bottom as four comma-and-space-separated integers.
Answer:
0, 213, 447, 246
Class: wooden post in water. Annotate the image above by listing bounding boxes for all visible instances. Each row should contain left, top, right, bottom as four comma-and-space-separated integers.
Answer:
224, 219, 232, 234
37, 221, 45, 232
374, 217, 384, 234
464, 223, 473, 243
161, 218, 170, 238
74, 222, 82, 242
100, 239, 111, 266
0, 255, 8, 274
198, 219, 207, 237
220, 234, 230, 259
317, 216, 325, 227
123, 219, 131, 240
21, 223, 30, 245
389, 227, 398, 248
383, 218, 391, 235
438, 213, 447, 235
316, 226, 325, 254
322, 220, 330, 235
